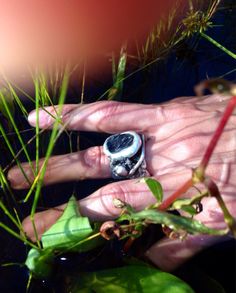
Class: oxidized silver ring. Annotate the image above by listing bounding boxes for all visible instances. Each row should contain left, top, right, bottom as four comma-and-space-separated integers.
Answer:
103, 131, 149, 179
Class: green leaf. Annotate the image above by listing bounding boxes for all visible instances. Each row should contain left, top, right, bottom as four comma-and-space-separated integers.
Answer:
170, 193, 207, 216
41, 196, 93, 251
181, 205, 198, 216
108, 46, 127, 100
0, 88, 15, 128
141, 178, 163, 203
69, 265, 194, 293
170, 193, 206, 210
130, 210, 228, 236
25, 248, 54, 278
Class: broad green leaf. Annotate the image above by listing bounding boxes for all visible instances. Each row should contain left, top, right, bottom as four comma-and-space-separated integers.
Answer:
130, 210, 228, 236
25, 248, 54, 278
141, 178, 163, 203
69, 265, 194, 293
41, 196, 93, 250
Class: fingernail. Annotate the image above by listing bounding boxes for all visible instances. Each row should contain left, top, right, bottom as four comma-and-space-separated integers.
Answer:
7, 167, 31, 189
28, 110, 36, 126
28, 110, 52, 128
7, 168, 21, 187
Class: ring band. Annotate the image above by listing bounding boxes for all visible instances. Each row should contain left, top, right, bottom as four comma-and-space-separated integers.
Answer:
103, 131, 149, 179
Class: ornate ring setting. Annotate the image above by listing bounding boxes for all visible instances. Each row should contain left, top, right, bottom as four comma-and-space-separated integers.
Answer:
103, 131, 149, 179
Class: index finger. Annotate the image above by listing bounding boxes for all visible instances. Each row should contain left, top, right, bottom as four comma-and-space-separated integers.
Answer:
28, 101, 158, 133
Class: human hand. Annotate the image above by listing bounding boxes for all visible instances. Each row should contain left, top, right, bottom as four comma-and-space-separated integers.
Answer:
7, 95, 236, 271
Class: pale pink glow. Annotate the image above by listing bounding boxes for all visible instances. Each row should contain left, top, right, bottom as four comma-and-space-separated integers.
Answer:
0, 1, 180, 82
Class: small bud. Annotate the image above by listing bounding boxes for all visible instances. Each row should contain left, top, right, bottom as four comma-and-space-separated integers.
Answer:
100, 221, 121, 240
113, 198, 126, 209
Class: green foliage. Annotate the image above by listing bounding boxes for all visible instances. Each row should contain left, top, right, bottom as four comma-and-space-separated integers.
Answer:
108, 46, 127, 100
28, 69, 70, 246
200, 32, 236, 60
25, 248, 54, 279
0, 88, 15, 126
180, 205, 199, 216
135, 1, 220, 65
170, 192, 206, 216
69, 265, 194, 293
25, 196, 103, 278
0, 88, 34, 173
181, 11, 212, 38
141, 177, 163, 204
41, 196, 95, 251
126, 209, 228, 236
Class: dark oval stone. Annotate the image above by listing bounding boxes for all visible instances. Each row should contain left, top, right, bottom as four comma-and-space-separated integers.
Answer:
107, 133, 134, 153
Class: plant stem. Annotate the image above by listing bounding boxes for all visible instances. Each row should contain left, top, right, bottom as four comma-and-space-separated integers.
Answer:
30, 69, 69, 244
204, 177, 236, 236
0, 222, 38, 249
0, 123, 31, 185
0, 92, 34, 173
201, 32, 236, 60
35, 79, 40, 174
199, 96, 236, 171
0, 200, 21, 230
158, 179, 193, 210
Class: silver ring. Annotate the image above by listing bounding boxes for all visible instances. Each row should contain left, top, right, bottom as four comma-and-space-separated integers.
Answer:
103, 131, 149, 179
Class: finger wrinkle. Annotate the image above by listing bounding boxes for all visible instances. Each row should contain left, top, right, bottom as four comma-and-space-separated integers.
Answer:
95, 102, 155, 132
61, 101, 120, 131
96, 105, 131, 131
80, 182, 156, 221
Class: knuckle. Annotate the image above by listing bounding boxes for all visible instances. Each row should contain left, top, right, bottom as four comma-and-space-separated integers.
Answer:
83, 146, 103, 170
164, 102, 201, 121
155, 105, 167, 124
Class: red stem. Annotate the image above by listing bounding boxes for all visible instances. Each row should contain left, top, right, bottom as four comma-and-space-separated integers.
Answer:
204, 176, 236, 236
200, 96, 236, 170
158, 178, 193, 210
